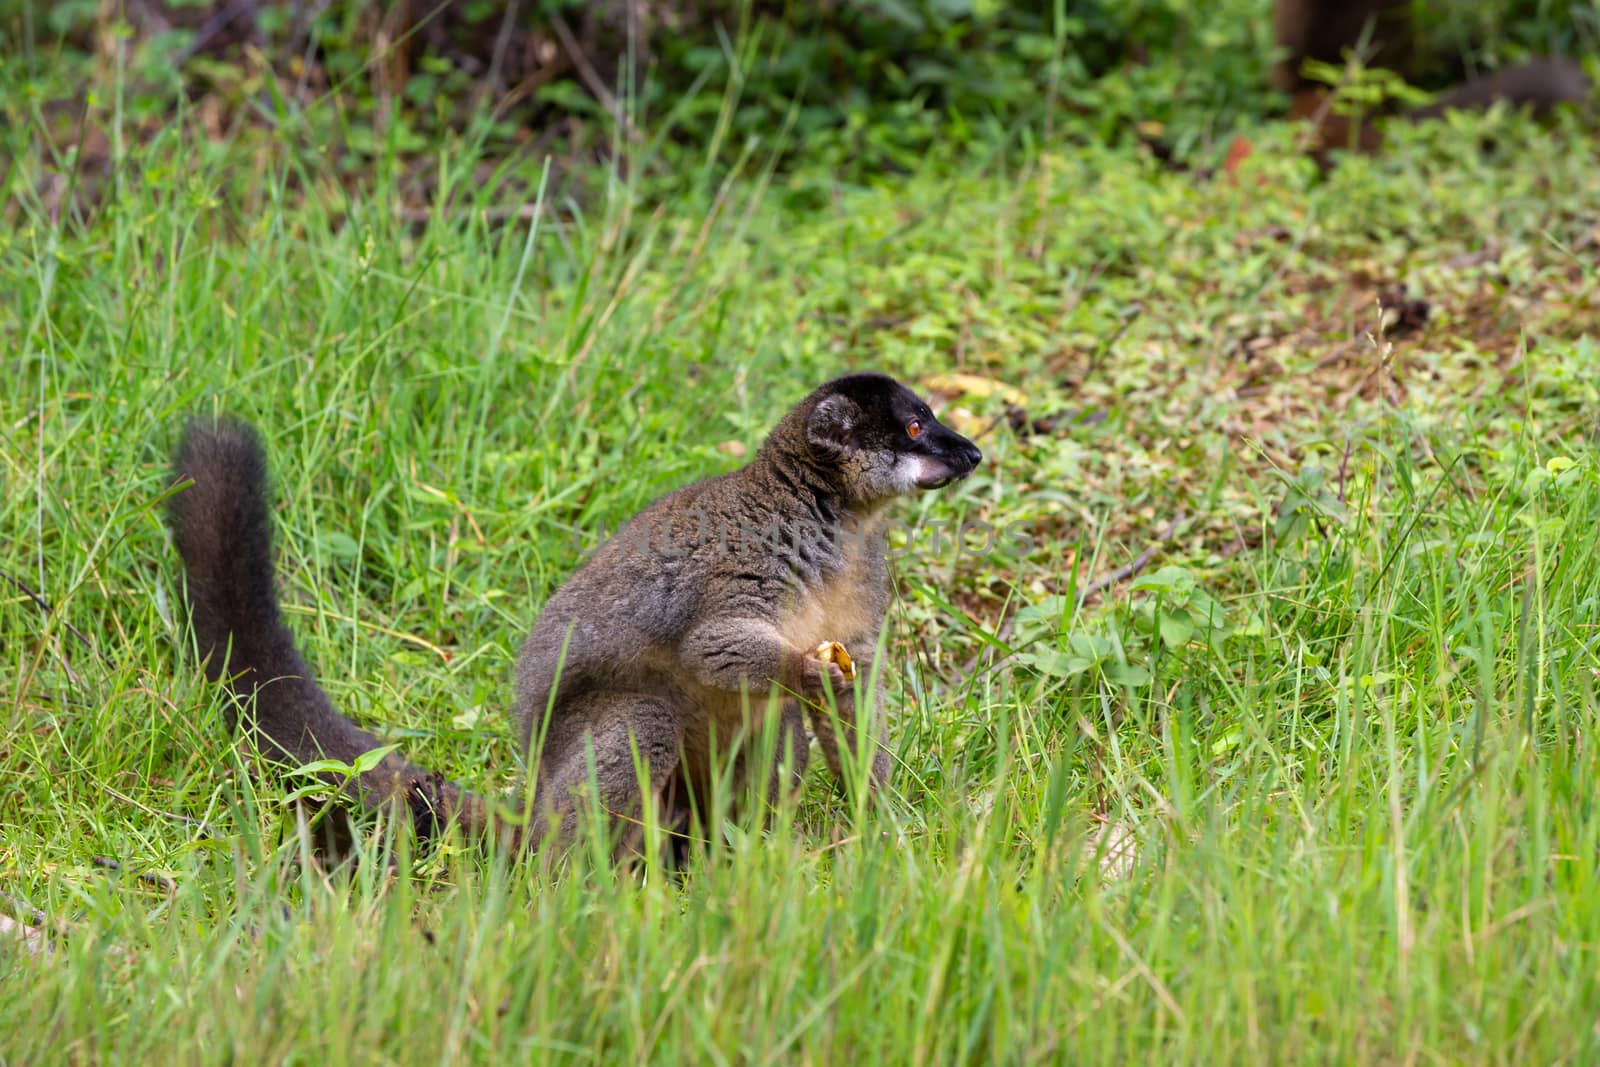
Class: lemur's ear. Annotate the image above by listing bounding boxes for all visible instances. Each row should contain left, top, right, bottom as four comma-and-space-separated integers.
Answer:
805, 394, 860, 453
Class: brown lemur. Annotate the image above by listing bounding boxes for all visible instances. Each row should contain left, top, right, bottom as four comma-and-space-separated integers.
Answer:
168, 373, 983, 857
1271, 0, 1590, 156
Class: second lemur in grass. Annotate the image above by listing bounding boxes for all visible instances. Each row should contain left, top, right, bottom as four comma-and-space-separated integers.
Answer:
1271, 0, 1590, 157
168, 373, 983, 855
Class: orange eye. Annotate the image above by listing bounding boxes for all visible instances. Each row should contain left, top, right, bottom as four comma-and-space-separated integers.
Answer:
907, 420, 922, 439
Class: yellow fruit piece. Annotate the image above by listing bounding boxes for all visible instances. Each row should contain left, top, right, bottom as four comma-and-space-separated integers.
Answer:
814, 640, 856, 681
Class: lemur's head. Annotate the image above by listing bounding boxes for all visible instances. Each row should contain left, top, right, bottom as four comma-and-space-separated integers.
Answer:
788, 372, 983, 505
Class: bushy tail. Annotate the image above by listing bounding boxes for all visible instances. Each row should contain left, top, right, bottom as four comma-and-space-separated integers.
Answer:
1410, 56, 1591, 121
169, 419, 506, 846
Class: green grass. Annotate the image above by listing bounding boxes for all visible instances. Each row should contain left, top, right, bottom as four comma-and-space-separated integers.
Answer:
6, 101, 1600, 1062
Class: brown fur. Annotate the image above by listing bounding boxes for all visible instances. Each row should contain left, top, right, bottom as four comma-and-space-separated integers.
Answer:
168, 374, 979, 860
1271, 0, 1590, 158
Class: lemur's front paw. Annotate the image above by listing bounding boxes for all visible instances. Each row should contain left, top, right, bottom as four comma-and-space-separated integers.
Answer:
813, 641, 855, 681
796, 650, 852, 699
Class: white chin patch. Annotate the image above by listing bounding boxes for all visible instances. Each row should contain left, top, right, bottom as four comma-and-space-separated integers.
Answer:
895, 455, 946, 490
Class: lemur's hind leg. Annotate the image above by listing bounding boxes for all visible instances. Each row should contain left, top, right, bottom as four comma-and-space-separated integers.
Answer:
760, 701, 812, 815
531, 691, 689, 861
660, 698, 811, 858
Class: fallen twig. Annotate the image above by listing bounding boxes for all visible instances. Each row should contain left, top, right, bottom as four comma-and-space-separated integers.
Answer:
91, 857, 178, 896
1084, 304, 1144, 383
104, 785, 216, 838
1076, 511, 1188, 605
956, 512, 1192, 680
0, 566, 103, 664
1336, 434, 1354, 505
548, 13, 642, 144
